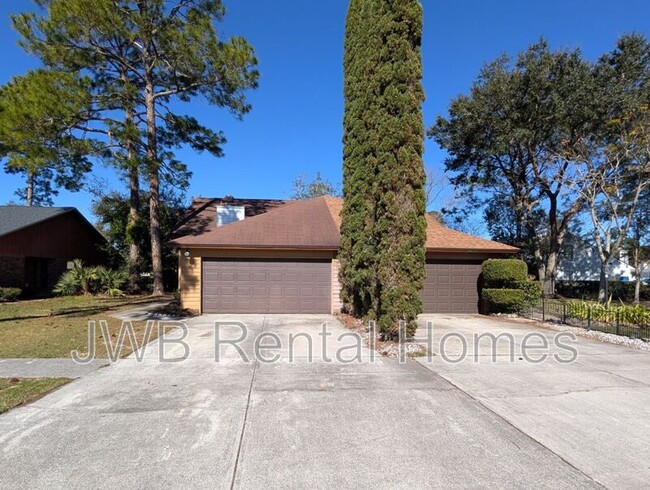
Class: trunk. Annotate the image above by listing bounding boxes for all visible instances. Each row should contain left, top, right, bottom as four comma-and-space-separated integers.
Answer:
144, 76, 164, 296
26, 172, 34, 206
543, 192, 562, 297
543, 251, 559, 297
127, 162, 141, 293
122, 69, 141, 294
598, 262, 609, 304
632, 247, 641, 305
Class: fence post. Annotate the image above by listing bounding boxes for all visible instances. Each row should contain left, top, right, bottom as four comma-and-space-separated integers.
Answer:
616, 310, 620, 336
587, 306, 592, 330
542, 297, 545, 322
563, 303, 567, 324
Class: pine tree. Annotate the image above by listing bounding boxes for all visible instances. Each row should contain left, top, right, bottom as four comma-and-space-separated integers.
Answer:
340, 0, 426, 337
13, 0, 259, 295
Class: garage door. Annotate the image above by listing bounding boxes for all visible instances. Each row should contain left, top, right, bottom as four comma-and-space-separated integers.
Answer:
202, 259, 331, 313
422, 260, 482, 314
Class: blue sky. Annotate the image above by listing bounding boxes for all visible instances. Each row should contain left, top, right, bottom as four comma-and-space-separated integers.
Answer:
1, 0, 650, 225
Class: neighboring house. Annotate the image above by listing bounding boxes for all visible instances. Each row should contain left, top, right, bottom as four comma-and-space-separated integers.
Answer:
171, 196, 518, 315
0, 206, 108, 296
557, 235, 650, 282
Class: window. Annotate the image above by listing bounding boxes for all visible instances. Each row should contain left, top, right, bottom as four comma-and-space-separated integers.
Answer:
216, 205, 245, 227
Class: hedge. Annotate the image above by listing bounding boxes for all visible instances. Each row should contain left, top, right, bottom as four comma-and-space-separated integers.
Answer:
482, 259, 528, 287
482, 288, 526, 314
0, 287, 22, 302
515, 280, 542, 307
557, 281, 650, 302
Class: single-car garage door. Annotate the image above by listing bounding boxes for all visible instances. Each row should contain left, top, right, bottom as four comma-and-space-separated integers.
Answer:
202, 258, 331, 313
422, 260, 482, 314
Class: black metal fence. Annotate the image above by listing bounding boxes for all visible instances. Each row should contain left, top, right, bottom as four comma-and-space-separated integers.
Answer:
523, 298, 650, 340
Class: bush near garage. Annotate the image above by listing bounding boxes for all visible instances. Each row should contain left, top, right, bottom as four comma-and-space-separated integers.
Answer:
481, 259, 541, 313
482, 289, 526, 313
482, 259, 528, 286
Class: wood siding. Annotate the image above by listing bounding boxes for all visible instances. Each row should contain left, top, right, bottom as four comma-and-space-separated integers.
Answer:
179, 255, 202, 312
331, 258, 342, 314
0, 212, 106, 264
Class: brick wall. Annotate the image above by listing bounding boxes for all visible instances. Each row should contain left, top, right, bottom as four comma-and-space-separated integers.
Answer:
0, 256, 25, 288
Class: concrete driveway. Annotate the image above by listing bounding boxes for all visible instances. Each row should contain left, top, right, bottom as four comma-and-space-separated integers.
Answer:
0, 314, 636, 489
416, 314, 650, 489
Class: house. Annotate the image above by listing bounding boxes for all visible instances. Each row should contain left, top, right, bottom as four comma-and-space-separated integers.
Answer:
0, 206, 108, 296
557, 234, 650, 282
171, 196, 518, 315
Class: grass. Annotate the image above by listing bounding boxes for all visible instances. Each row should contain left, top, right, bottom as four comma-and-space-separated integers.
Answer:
0, 378, 71, 414
0, 295, 169, 358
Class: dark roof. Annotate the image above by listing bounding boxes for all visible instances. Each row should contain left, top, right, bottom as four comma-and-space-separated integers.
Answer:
172, 197, 290, 240
0, 206, 75, 238
171, 196, 519, 253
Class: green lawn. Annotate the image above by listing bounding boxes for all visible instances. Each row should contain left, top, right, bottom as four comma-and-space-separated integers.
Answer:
0, 295, 168, 358
0, 378, 71, 414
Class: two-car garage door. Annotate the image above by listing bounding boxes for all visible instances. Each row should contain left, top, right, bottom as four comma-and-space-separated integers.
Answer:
202, 258, 331, 314
201, 258, 482, 314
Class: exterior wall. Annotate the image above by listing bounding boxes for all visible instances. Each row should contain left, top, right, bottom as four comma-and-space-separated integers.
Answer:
331, 258, 342, 314
556, 239, 650, 282
179, 254, 202, 312
0, 212, 107, 264
178, 248, 336, 313
46, 259, 69, 294
0, 256, 25, 288
178, 248, 515, 315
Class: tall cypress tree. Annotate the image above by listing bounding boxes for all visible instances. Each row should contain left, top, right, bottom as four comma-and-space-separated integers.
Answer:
340, 0, 426, 337
339, 0, 378, 316
372, 0, 426, 337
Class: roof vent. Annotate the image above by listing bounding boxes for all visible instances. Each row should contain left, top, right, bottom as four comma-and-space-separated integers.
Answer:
217, 204, 245, 227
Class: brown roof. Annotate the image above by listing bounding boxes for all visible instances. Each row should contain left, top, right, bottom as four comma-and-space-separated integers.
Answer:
171, 196, 518, 253
171, 196, 340, 250
424, 214, 517, 252
172, 197, 289, 240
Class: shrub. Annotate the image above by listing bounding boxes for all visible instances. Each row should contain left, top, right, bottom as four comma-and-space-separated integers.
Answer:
52, 271, 80, 296
53, 260, 127, 296
482, 259, 528, 287
0, 287, 22, 302
565, 300, 650, 327
515, 280, 542, 307
53, 260, 94, 296
94, 267, 128, 296
557, 280, 650, 302
482, 288, 526, 313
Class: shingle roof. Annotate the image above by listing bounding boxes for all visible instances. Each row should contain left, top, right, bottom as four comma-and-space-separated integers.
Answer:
171, 197, 340, 249
424, 213, 518, 252
171, 196, 518, 253
172, 197, 290, 239
0, 206, 74, 238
